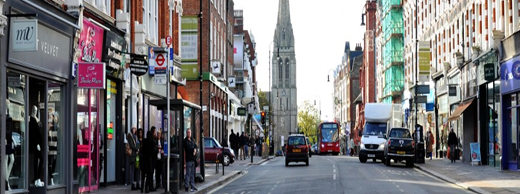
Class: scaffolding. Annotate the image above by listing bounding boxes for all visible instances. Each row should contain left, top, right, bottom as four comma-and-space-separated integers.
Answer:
380, 0, 404, 103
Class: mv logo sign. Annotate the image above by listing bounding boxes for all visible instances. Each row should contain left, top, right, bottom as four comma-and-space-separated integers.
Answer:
11, 19, 38, 52
399, 140, 404, 147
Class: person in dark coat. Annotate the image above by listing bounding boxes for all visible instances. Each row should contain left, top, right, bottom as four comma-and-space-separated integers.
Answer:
155, 130, 165, 189
183, 129, 198, 192
141, 127, 158, 193
127, 127, 139, 190
229, 130, 237, 155
448, 128, 458, 163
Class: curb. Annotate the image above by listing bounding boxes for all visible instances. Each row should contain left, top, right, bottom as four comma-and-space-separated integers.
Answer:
248, 156, 275, 166
414, 165, 491, 194
194, 170, 244, 194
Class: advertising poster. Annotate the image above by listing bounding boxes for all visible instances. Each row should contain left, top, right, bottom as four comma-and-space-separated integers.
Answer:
470, 142, 481, 162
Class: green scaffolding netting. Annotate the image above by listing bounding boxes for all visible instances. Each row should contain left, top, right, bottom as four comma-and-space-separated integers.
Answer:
380, 0, 404, 103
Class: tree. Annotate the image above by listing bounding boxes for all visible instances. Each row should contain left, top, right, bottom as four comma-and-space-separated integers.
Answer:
297, 100, 320, 144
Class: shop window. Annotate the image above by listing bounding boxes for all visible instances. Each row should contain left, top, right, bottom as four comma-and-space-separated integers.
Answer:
6, 72, 27, 190
77, 89, 100, 192
47, 81, 65, 186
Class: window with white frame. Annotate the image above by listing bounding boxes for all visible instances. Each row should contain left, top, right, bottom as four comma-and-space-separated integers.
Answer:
143, 0, 158, 44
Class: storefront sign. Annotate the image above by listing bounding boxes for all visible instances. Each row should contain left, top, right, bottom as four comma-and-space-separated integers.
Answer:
79, 20, 104, 63
463, 62, 477, 98
77, 62, 106, 89
484, 63, 495, 81
500, 55, 520, 94
11, 19, 38, 51
8, 23, 71, 78
470, 142, 481, 162
102, 30, 128, 79
129, 54, 148, 76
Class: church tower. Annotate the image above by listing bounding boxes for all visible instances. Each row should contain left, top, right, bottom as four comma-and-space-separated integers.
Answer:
271, 0, 297, 151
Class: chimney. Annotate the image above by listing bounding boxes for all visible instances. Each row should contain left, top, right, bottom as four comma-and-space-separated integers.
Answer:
355, 43, 362, 51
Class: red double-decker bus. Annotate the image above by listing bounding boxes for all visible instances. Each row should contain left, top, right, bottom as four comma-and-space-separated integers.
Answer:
317, 122, 340, 155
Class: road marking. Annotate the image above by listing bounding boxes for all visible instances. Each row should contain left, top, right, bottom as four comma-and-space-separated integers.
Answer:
333, 174, 336, 180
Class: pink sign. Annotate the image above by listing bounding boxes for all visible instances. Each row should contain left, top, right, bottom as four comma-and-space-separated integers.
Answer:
77, 62, 106, 89
79, 20, 104, 63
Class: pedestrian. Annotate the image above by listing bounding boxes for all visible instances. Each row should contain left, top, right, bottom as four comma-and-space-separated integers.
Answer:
221, 133, 229, 147
142, 127, 158, 193
155, 130, 165, 189
244, 133, 249, 158
426, 130, 434, 160
229, 130, 238, 156
136, 128, 143, 191
448, 127, 458, 163
127, 127, 139, 190
239, 132, 246, 160
140, 130, 151, 193
183, 129, 198, 192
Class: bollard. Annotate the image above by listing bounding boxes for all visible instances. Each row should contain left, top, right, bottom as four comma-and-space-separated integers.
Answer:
169, 154, 179, 194
216, 153, 219, 173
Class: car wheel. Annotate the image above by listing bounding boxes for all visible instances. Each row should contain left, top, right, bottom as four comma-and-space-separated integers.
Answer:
406, 159, 414, 167
223, 154, 231, 166
359, 156, 367, 163
385, 157, 391, 166
306, 159, 309, 166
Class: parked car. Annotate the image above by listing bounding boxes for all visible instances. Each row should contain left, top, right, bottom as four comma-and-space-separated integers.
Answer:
285, 134, 309, 166
383, 127, 415, 167
204, 137, 235, 166
305, 137, 313, 157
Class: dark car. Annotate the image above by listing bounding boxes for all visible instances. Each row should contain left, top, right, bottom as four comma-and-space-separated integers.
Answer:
383, 128, 415, 167
285, 134, 309, 166
204, 137, 235, 166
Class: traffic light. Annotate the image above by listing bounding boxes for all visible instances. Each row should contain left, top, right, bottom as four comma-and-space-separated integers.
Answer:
261, 111, 266, 125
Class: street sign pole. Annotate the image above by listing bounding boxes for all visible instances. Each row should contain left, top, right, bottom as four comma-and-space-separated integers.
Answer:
166, 44, 171, 193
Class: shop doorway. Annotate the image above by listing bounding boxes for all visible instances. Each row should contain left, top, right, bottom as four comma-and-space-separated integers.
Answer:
77, 89, 102, 192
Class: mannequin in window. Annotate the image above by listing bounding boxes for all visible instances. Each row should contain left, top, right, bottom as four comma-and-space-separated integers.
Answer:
48, 111, 58, 185
5, 100, 14, 190
29, 105, 44, 187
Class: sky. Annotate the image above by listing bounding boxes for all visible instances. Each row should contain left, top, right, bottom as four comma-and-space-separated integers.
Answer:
233, 0, 366, 121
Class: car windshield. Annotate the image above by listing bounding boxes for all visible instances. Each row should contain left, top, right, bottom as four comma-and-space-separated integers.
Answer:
389, 129, 411, 138
288, 137, 306, 145
363, 123, 387, 136
321, 128, 339, 143
204, 138, 222, 148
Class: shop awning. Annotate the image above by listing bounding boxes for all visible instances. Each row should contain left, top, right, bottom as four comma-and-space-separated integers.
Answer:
252, 115, 263, 132
448, 98, 475, 121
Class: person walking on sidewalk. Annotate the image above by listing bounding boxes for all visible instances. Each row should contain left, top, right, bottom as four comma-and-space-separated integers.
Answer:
183, 129, 198, 192
155, 130, 165, 189
229, 129, 237, 157
239, 132, 246, 160
426, 130, 434, 160
127, 127, 139, 190
448, 128, 458, 163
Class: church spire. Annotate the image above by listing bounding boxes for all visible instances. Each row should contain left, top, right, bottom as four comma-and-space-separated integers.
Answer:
274, 0, 294, 47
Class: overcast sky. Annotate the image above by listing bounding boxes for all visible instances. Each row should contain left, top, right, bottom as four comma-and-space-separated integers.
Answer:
233, 0, 366, 121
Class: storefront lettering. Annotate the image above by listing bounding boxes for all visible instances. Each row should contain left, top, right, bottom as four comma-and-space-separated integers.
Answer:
80, 77, 103, 84
107, 48, 123, 61
37, 39, 59, 57
110, 40, 122, 51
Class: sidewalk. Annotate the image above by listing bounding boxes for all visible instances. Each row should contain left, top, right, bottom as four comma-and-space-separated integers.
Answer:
89, 155, 274, 194
415, 158, 520, 194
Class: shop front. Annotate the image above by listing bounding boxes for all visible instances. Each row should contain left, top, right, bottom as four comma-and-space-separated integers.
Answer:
1, 0, 78, 193
434, 74, 449, 157
476, 50, 501, 168
500, 54, 520, 171
449, 61, 478, 163
74, 17, 127, 193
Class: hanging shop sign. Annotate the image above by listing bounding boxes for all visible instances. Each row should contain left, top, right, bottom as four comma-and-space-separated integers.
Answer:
102, 30, 128, 79
129, 54, 148, 76
79, 19, 104, 63
11, 19, 38, 51
181, 16, 199, 79
77, 62, 106, 89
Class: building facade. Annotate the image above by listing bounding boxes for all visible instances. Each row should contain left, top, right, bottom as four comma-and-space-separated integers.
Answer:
271, 0, 297, 152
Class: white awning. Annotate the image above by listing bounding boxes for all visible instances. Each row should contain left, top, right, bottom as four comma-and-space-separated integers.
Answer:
252, 116, 263, 132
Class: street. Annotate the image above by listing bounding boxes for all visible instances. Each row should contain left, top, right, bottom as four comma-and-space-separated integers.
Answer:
208, 155, 474, 194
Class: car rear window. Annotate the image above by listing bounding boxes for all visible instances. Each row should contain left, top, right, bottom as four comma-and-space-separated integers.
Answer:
288, 137, 305, 145
389, 129, 411, 138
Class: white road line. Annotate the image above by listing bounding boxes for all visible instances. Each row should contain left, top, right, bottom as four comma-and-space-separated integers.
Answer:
333, 174, 336, 180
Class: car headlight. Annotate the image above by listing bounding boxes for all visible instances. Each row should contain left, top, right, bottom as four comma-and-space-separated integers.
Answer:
360, 143, 365, 149
379, 143, 385, 149
321, 144, 324, 148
